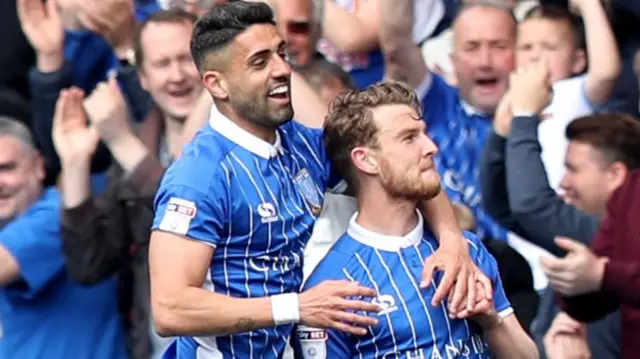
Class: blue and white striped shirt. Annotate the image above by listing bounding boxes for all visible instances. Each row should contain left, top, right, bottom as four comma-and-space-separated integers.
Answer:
152, 106, 342, 358
295, 212, 513, 359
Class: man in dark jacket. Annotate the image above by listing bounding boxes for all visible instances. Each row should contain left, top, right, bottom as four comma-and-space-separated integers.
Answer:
53, 10, 201, 359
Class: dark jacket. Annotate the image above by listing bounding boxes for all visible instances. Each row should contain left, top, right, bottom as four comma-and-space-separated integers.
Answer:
60, 108, 166, 359
559, 169, 640, 359
480, 116, 620, 359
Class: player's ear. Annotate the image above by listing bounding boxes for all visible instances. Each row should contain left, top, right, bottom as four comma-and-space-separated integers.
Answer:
351, 147, 378, 175
202, 70, 230, 100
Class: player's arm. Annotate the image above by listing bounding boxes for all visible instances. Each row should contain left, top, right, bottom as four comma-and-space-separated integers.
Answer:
460, 238, 538, 359
150, 231, 379, 336
475, 313, 538, 359
418, 191, 492, 312
380, 0, 428, 88
150, 231, 275, 336
579, 0, 621, 105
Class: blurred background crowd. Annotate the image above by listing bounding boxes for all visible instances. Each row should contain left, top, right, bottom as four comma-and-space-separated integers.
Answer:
0, 0, 639, 358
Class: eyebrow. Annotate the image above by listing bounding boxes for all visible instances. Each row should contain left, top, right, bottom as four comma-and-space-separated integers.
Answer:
246, 40, 286, 64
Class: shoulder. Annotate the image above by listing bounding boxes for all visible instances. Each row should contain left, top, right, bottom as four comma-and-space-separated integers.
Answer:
303, 234, 362, 289
162, 129, 233, 194
280, 121, 323, 148
1, 188, 60, 237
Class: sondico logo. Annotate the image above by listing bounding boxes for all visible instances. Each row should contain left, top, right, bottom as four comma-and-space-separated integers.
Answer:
257, 203, 278, 223
372, 294, 398, 316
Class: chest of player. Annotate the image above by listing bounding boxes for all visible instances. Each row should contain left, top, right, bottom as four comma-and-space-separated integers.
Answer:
221, 154, 326, 252
352, 250, 490, 358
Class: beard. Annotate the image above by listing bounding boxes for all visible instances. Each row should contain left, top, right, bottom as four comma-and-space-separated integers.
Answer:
378, 158, 441, 201
229, 85, 294, 129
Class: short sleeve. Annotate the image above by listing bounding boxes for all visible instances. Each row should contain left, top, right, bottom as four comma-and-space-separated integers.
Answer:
152, 183, 227, 246
0, 207, 64, 299
466, 233, 513, 318
288, 121, 346, 192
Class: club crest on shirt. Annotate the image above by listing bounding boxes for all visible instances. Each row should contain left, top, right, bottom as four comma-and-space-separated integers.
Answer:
293, 168, 322, 214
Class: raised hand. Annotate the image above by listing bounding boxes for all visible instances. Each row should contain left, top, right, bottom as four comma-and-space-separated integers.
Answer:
76, 0, 136, 55
17, 0, 64, 71
299, 280, 380, 336
52, 88, 100, 165
83, 77, 132, 145
509, 61, 553, 116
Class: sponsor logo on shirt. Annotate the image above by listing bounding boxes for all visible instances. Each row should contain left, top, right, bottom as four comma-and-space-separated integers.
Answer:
372, 294, 398, 316
298, 326, 328, 359
257, 202, 278, 223
158, 197, 197, 236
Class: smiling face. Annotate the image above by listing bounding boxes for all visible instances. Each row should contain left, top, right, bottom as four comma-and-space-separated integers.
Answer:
204, 23, 294, 129
452, 6, 516, 114
138, 20, 203, 123
0, 135, 44, 224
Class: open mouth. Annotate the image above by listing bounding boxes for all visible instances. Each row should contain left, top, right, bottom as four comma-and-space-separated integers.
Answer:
267, 84, 290, 102
168, 87, 194, 99
475, 78, 499, 88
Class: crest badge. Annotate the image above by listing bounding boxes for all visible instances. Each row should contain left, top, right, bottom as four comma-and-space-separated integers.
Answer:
293, 168, 322, 214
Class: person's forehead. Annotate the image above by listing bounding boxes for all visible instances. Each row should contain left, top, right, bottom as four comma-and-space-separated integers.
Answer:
140, 21, 193, 50
0, 136, 28, 162
518, 17, 573, 41
373, 104, 420, 131
454, 7, 515, 41
234, 24, 283, 56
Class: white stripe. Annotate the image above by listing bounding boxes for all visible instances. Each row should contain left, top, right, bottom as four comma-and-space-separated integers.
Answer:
252, 158, 297, 357
417, 242, 457, 348
341, 269, 377, 359
227, 154, 256, 359
354, 253, 399, 356
254, 159, 291, 295
221, 161, 236, 358
232, 153, 277, 357
372, 249, 419, 348
295, 131, 324, 169
396, 252, 438, 349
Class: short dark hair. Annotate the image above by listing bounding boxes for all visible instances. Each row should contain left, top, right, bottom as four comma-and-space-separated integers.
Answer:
323, 82, 422, 188
566, 113, 640, 170
297, 56, 356, 93
190, 1, 275, 72
523, 4, 585, 49
133, 9, 198, 68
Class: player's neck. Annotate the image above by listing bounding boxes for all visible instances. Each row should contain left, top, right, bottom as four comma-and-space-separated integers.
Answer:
356, 192, 419, 237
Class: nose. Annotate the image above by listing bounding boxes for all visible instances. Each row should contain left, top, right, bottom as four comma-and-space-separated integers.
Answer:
477, 46, 493, 68
271, 52, 292, 79
168, 62, 186, 83
420, 132, 439, 157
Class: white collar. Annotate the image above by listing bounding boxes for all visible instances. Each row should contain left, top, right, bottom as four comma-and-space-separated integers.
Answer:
347, 210, 424, 252
208, 105, 284, 159
460, 99, 489, 117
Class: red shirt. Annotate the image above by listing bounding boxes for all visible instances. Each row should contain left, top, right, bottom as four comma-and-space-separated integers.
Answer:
558, 169, 640, 359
